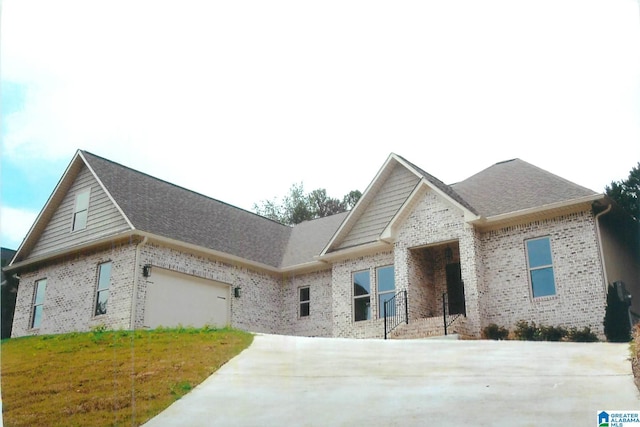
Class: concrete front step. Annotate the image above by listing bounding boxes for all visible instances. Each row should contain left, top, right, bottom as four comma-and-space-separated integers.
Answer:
390, 316, 463, 339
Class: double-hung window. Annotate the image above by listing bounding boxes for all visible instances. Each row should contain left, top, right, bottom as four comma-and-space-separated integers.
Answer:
377, 266, 395, 318
525, 237, 556, 298
353, 270, 371, 321
95, 262, 112, 315
72, 189, 91, 231
299, 287, 310, 317
32, 279, 47, 329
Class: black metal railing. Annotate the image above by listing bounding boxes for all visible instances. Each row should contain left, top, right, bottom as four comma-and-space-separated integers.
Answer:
442, 292, 464, 336
384, 289, 408, 340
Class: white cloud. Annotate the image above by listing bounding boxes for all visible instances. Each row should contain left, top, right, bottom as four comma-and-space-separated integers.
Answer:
0, 206, 38, 250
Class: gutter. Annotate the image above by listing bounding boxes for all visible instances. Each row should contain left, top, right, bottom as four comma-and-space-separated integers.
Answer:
473, 194, 605, 226
594, 203, 613, 295
130, 236, 148, 329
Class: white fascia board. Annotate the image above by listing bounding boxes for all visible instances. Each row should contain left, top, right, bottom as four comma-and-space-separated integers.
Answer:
477, 193, 605, 225
316, 240, 392, 263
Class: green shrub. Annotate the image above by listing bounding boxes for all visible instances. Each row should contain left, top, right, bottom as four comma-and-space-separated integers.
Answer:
514, 320, 540, 341
539, 325, 567, 341
603, 284, 632, 342
482, 323, 509, 340
567, 327, 599, 342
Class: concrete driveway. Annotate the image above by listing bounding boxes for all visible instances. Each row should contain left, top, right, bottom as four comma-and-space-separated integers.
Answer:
144, 334, 639, 426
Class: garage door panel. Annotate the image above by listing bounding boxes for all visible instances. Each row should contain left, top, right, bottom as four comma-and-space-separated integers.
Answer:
144, 268, 230, 329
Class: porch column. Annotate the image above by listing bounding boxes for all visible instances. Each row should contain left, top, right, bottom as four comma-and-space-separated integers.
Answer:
459, 224, 485, 336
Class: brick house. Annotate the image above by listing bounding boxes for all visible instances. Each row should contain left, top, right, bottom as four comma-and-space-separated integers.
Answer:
6, 150, 638, 339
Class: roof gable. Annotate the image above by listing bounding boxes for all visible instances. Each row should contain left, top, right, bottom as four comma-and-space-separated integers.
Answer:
321, 153, 478, 255
11, 151, 133, 265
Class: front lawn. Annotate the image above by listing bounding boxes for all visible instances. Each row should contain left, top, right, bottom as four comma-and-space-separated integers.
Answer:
1, 326, 253, 426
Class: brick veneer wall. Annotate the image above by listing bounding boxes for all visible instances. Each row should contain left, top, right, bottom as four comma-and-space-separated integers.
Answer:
481, 210, 607, 337
12, 243, 137, 337
280, 269, 334, 337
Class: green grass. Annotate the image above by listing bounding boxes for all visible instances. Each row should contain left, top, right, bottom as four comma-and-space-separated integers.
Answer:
1, 326, 253, 427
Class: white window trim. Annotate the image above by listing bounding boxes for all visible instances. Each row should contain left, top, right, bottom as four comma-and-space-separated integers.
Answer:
71, 188, 91, 232
525, 236, 557, 299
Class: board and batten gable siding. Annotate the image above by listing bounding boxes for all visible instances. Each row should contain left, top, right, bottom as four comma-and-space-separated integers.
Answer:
338, 164, 419, 249
29, 165, 131, 258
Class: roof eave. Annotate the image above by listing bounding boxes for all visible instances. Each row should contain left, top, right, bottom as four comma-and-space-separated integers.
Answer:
473, 193, 605, 228
5, 231, 140, 273
316, 240, 392, 263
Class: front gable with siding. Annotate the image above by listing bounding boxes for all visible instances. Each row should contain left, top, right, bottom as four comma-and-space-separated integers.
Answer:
7, 151, 636, 340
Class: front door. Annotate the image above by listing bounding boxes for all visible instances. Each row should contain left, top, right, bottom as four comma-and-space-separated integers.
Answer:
446, 263, 466, 315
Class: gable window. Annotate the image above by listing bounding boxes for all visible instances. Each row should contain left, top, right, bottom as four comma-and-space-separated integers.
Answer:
72, 189, 91, 231
299, 287, 310, 317
32, 279, 47, 329
353, 270, 371, 321
526, 237, 556, 298
95, 262, 112, 316
377, 266, 395, 318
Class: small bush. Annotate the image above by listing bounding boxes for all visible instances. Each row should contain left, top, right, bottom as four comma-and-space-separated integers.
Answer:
567, 327, 599, 342
514, 320, 540, 341
482, 324, 509, 340
539, 325, 567, 341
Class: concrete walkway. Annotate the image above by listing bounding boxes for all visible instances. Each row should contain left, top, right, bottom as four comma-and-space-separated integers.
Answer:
144, 334, 640, 426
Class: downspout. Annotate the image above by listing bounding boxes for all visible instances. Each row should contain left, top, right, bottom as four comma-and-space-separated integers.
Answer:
130, 236, 148, 330
594, 204, 612, 295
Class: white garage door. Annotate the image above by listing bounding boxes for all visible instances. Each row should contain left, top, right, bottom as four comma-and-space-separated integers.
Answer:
144, 268, 231, 329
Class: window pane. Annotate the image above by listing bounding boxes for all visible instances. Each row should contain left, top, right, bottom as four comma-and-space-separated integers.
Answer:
353, 271, 370, 296
95, 290, 109, 315
73, 210, 88, 230
35, 280, 47, 304
98, 262, 112, 290
300, 302, 310, 317
32, 305, 43, 328
527, 238, 552, 268
75, 191, 90, 210
379, 293, 395, 318
531, 267, 556, 298
299, 287, 310, 302
377, 266, 395, 293
354, 296, 370, 321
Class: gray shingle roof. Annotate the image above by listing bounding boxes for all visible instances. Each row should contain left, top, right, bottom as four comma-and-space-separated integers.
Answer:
450, 158, 598, 217
82, 151, 293, 268
81, 152, 597, 269
281, 212, 348, 268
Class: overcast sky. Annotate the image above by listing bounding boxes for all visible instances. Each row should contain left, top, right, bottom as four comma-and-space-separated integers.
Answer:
2, 0, 639, 250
